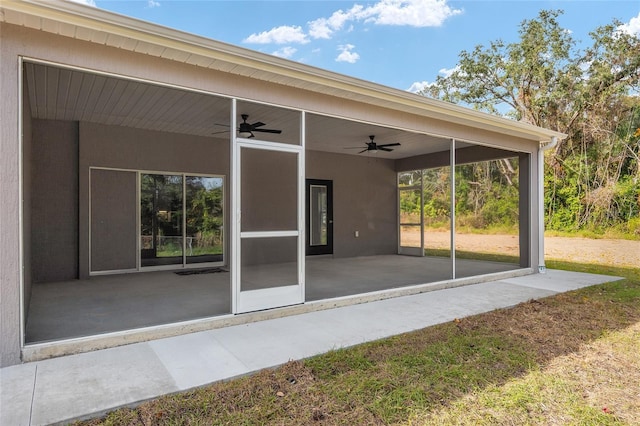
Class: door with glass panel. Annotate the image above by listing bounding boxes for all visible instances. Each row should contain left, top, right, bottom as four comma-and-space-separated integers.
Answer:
234, 144, 304, 313
306, 179, 333, 256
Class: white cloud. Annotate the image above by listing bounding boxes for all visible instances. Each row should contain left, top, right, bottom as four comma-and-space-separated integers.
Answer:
406, 67, 458, 92
438, 66, 459, 78
308, 19, 333, 39
336, 44, 360, 63
244, 25, 309, 45
147, 0, 161, 8
68, 0, 97, 6
407, 81, 433, 93
618, 12, 640, 36
309, 5, 363, 39
358, 0, 462, 27
272, 46, 297, 59
247, 0, 461, 46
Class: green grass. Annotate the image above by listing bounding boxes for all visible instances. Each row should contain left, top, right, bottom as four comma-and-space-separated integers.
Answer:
406, 307, 640, 425
545, 228, 640, 241
424, 247, 520, 264
303, 329, 535, 423
156, 244, 223, 257
80, 261, 640, 426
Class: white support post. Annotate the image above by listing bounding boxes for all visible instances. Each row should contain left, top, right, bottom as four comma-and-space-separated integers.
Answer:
450, 138, 456, 279
537, 136, 557, 274
420, 170, 424, 255
299, 111, 306, 300
230, 99, 239, 312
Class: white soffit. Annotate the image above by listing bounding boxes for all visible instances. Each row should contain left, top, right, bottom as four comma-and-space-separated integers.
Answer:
1, 0, 566, 143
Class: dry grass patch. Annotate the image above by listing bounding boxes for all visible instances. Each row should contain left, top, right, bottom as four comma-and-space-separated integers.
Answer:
405, 322, 640, 425
87, 360, 376, 426
555, 323, 640, 423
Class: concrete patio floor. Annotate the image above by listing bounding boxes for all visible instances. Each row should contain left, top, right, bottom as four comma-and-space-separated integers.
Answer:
1, 268, 620, 426
26, 255, 518, 343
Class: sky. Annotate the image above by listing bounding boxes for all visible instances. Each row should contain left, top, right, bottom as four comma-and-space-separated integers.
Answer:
72, 0, 640, 93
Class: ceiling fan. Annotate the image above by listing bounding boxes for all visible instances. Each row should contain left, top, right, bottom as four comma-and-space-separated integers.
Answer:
212, 114, 282, 138
345, 135, 401, 154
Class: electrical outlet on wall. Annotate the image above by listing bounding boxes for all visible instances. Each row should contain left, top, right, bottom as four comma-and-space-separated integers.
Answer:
354, 230, 359, 237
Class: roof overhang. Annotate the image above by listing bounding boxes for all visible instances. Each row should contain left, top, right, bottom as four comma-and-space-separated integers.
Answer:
1, 0, 566, 144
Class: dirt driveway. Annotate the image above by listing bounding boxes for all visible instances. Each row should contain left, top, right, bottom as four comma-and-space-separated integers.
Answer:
408, 231, 639, 268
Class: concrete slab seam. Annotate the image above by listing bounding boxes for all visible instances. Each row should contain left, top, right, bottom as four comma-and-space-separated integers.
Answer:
208, 333, 263, 373
29, 364, 37, 426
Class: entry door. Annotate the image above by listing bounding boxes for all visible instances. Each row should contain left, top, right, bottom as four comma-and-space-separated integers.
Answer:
306, 179, 333, 255
233, 141, 305, 314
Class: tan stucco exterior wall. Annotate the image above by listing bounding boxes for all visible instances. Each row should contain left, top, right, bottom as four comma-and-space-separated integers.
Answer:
1, 23, 24, 367
0, 22, 543, 366
78, 122, 230, 278
307, 150, 397, 258
30, 120, 79, 283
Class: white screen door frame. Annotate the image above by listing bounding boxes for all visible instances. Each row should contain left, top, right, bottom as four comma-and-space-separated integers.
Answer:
231, 102, 305, 314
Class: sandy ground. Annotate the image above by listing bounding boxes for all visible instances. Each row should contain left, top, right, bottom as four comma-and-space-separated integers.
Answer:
403, 231, 639, 268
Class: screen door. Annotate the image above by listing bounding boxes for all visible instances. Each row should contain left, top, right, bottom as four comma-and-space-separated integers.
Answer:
233, 141, 304, 313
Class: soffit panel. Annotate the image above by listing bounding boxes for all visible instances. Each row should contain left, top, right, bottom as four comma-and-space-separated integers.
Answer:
306, 113, 451, 159
24, 62, 232, 138
24, 61, 457, 158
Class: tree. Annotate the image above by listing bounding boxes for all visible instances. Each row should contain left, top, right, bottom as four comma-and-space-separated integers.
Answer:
424, 10, 640, 233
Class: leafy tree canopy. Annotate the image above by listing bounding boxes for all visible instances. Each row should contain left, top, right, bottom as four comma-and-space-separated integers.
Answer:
424, 9, 640, 159
424, 10, 640, 233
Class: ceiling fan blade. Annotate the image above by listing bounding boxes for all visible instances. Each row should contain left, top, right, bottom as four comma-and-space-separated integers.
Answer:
211, 130, 230, 135
213, 123, 230, 128
358, 148, 368, 154
251, 121, 266, 128
377, 143, 401, 148
344, 146, 367, 149
379, 147, 394, 152
253, 128, 282, 134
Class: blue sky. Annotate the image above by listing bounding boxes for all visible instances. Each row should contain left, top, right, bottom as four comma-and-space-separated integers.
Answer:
75, 0, 640, 93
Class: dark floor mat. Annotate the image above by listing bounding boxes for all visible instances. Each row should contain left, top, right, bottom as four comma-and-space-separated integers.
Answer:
175, 267, 228, 275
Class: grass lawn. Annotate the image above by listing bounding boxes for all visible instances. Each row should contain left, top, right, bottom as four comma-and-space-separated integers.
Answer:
79, 261, 640, 425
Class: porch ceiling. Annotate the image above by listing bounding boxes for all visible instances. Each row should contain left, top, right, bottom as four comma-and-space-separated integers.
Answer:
24, 62, 460, 159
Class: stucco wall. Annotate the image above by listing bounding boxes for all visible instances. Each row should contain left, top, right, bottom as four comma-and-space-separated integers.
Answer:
90, 169, 138, 272
78, 122, 230, 278
28, 120, 230, 281
32, 124, 398, 272
307, 150, 397, 258
1, 23, 24, 366
30, 119, 79, 283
